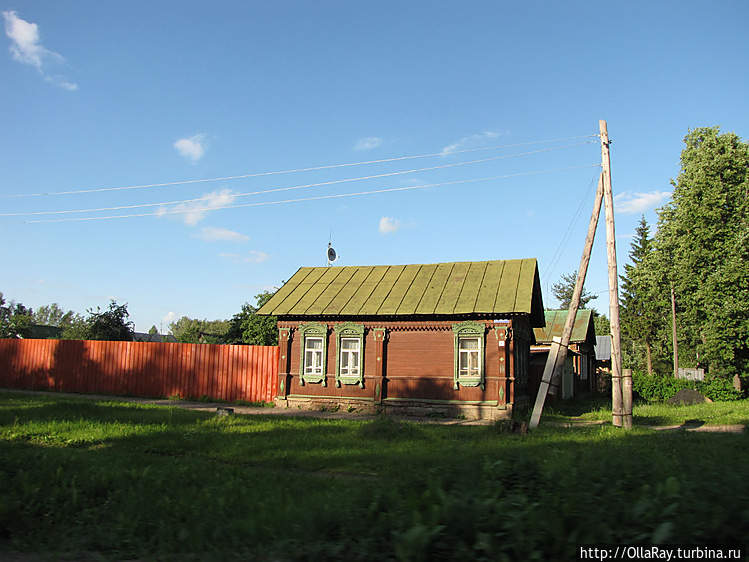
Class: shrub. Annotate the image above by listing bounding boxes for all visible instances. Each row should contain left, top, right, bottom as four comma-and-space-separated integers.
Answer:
633, 371, 744, 402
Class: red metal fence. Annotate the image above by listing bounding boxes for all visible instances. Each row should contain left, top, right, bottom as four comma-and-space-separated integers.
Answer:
0, 339, 278, 403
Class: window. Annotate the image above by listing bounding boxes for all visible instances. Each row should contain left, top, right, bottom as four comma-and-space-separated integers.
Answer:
339, 338, 360, 377
298, 322, 328, 386
304, 337, 325, 375
334, 322, 365, 388
453, 321, 486, 390
459, 337, 481, 378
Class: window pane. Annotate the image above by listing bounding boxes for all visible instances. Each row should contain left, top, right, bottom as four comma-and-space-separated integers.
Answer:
341, 338, 359, 350
306, 338, 323, 350
459, 338, 479, 350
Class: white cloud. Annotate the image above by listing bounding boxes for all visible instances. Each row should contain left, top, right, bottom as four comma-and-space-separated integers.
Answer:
246, 250, 269, 263
220, 251, 270, 264
162, 311, 176, 324
614, 191, 671, 214
354, 136, 382, 150
158, 188, 236, 226
193, 227, 249, 242
441, 131, 501, 156
379, 216, 401, 234
174, 134, 207, 162
3, 10, 77, 90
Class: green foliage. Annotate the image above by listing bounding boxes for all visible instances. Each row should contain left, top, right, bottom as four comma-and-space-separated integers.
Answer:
593, 314, 610, 336
226, 291, 278, 346
61, 300, 135, 341
654, 127, 749, 379
550, 271, 598, 309
632, 371, 744, 402
31, 303, 83, 331
2, 392, 748, 560
620, 216, 669, 374
0, 292, 33, 338
168, 316, 230, 344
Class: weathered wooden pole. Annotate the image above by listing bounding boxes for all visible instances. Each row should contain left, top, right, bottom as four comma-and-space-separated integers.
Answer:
600, 120, 629, 429
671, 283, 679, 378
529, 174, 604, 429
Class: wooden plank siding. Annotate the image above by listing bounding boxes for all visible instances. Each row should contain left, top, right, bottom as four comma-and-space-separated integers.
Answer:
0, 339, 278, 403
276, 319, 520, 407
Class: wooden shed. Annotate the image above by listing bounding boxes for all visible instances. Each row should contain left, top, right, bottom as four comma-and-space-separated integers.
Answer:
257, 258, 545, 420
530, 309, 597, 399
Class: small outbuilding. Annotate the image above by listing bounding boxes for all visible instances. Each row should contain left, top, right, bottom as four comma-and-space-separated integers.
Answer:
257, 258, 545, 420
530, 309, 597, 399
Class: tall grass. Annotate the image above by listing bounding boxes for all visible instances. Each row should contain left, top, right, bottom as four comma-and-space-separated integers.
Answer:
1, 391, 747, 560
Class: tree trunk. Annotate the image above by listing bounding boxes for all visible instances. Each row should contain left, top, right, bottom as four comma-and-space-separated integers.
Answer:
645, 340, 653, 375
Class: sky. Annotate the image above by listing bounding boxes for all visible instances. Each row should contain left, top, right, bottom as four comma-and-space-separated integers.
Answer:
1, 1, 747, 333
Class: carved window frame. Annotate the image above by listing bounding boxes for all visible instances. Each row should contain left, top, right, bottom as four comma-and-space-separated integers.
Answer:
334, 322, 365, 388
453, 321, 486, 390
299, 322, 328, 386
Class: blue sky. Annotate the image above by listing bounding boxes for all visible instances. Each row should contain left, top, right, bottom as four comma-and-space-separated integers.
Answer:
1, 1, 747, 333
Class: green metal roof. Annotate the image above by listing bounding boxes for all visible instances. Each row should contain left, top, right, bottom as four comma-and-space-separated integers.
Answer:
533, 309, 595, 344
258, 258, 544, 323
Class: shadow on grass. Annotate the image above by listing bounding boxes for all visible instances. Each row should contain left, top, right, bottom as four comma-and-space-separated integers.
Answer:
0, 393, 211, 428
2, 392, 749, 560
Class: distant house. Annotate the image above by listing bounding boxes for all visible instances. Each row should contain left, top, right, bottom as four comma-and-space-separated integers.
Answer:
133, 332, 178, 343
23, 325, 63, 339
257, 258, 545, 420
530, 309, 597, 399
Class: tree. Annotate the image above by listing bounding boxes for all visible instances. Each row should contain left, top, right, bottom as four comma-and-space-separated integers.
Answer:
148, 325, 158, 335
594, 314, 610, 336
653, 127, 749, 378
226, 291, 278, 346
619, 216, 666, 374
62, 300, 135, 341
33, 303, 84, 332
168, 317, 230, 344
550, 271, 598, 310
0, 292, 33, 338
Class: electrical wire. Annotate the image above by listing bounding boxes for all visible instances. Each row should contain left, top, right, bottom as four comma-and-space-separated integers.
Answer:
541, 171, 601, 282
2, 141, 598, 218
20, 164, 601, 223
1, 134, 599, 199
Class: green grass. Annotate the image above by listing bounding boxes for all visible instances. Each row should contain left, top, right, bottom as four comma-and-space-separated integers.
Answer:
1, 391, 748, 560
540, 394, 749, 426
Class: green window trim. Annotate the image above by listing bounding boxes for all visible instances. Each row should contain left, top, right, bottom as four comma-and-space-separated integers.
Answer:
299, 322, 328, 386
334, 322, 365, 388
453, 321, 486, 390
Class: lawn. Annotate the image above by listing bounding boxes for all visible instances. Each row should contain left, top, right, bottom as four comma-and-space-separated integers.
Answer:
1, 391, 747, 560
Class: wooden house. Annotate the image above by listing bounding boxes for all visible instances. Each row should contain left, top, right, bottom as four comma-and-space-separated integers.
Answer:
530, 309, 597, 399
257, 258, 545, 420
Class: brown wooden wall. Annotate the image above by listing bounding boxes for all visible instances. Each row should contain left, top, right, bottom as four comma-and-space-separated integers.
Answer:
0, 339, 278, 403
276, 319, 519, 406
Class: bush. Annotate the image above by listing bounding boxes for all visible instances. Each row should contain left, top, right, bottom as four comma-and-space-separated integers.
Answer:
632, 371, 744, 402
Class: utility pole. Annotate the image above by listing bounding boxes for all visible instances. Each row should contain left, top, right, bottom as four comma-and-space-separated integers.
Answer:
600, 120, 629, 429
529, 174, 604, 429
671, 283, 679, 378
529, 120, 630, 430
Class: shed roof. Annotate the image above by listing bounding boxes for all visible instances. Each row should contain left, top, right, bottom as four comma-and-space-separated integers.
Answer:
595, 335, 611, 361
533, 309, 596, 345
258, 258, 544, 324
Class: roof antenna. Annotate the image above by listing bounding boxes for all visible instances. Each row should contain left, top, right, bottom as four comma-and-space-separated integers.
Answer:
327, 229, 339, 266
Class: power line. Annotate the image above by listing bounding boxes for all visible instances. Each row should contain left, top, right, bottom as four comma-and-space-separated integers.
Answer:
1, 134, 599, 199
541, 172, 601, 282
3, 141, 598, 218
21, 164, 601, 223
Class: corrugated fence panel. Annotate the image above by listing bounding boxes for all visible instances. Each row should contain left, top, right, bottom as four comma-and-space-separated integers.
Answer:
0, 339, 278, 403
